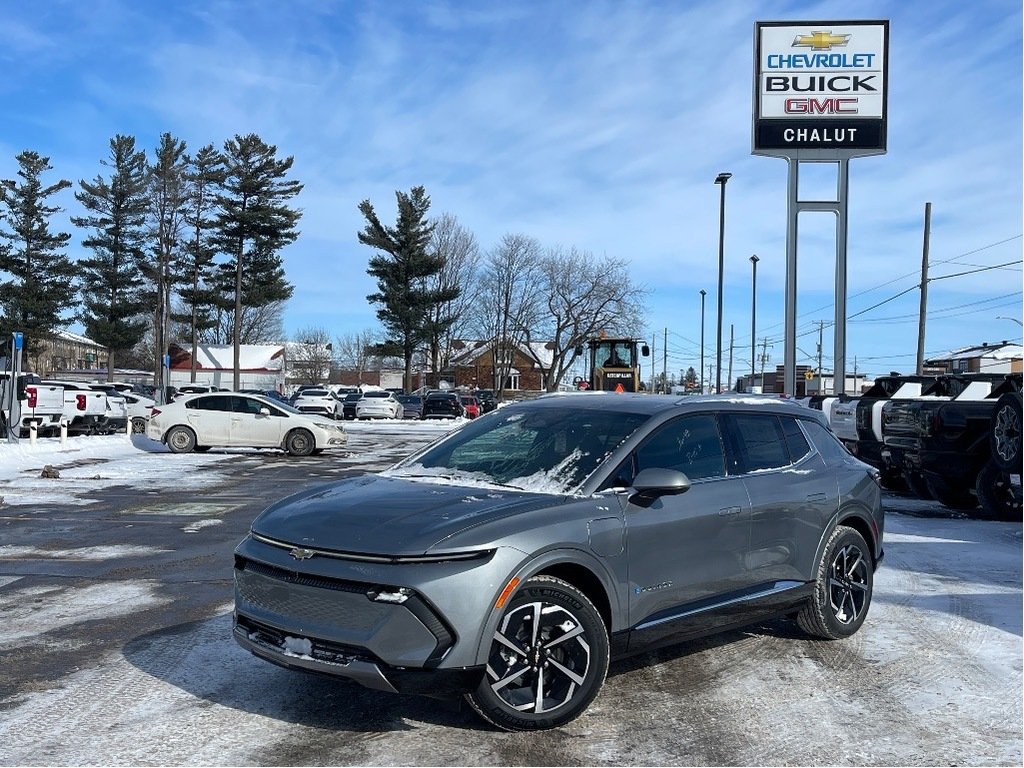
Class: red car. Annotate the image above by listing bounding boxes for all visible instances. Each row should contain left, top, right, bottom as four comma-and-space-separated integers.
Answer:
459, 395, 481, 419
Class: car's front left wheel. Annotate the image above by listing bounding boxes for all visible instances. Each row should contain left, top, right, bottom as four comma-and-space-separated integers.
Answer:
465, 575, 609, 732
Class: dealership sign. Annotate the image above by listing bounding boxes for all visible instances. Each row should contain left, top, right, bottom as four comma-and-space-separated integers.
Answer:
753, 20, 888, 157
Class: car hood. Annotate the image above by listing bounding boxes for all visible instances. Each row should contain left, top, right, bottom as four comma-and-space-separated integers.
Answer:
250, 474, 563, 555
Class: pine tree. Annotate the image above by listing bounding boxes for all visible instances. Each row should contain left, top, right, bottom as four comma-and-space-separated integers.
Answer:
72, 135, 150, 381
174, 144, 224, 383
0, 150, 75, 370
214, 134, 301, 390
358, 186, 459, 392
145, 132, 188, 392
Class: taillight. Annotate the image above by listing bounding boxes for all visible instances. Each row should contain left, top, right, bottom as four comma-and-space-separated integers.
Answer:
26, 386, 38, 408
150, 407, 162, 418
76, 394, 86, 410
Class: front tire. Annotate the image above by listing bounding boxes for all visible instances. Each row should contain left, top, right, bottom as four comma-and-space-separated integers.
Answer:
284, 428, 315, 457
797, 525, 873, 640
166, 426, 197, 454
465, 576, 609, 732
925, 475, 978, 511
973, 459, 1023, 522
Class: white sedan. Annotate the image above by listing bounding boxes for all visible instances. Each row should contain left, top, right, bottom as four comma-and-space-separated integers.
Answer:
147, 392, 347, 456
354, 390, 404, 419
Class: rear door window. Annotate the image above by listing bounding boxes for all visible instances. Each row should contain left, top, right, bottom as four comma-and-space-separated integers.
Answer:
781, 416, 811, 463
187, 395, 233, 412
722, 413, 791, 473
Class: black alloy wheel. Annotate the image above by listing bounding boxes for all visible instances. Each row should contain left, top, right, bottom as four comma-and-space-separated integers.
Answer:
466, 576, 609, 731
991, 393, 1022, 473
797, 525, 873, 640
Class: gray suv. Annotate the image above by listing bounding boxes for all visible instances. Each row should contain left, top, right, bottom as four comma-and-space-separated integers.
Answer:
233, 394, 884, 731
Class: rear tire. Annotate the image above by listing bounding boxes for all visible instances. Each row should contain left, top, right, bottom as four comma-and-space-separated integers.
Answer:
465, 576, 609, 732
797, 525, 873, 640
131, 417, 147, 434
166, 426, 197, 454
973, 459, 1023, 522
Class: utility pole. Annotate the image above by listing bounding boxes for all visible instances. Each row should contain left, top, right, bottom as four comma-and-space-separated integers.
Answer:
817, 321, 824, 394
649, 333, 656, 392
663, 327, 668, 394
727, 324, 734, 393
916, 202, 932, 375
759, 337, 770, 393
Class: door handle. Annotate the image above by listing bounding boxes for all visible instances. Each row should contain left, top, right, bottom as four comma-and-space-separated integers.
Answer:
718, 506, 742, 516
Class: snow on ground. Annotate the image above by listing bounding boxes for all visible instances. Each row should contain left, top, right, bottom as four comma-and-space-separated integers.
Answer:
0, 422, 1019, 764
0, 419, 460, 509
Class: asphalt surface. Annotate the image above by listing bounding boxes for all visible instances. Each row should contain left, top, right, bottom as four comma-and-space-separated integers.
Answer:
0, 428, 1021, 766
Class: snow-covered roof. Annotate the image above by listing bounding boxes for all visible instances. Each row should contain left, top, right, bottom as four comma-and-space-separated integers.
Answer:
936, 342, 1023, 361
172, 343, 285, 372
448, 339, 554, 369
53, 329, 103, 347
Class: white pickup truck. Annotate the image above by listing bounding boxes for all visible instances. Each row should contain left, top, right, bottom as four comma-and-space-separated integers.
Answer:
0, 373, 64, 437
42, 379, 109, 435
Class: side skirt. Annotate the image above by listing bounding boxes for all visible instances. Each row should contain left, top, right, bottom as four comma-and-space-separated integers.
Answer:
620, 580, 814, 656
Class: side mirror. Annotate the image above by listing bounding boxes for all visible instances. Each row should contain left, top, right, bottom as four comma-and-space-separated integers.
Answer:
641, 344, 650, 357
630, 467, 691, 500
259, 407, 271, 416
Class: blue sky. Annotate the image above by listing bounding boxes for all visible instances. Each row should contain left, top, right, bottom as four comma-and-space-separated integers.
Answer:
1, 0, 1021, 382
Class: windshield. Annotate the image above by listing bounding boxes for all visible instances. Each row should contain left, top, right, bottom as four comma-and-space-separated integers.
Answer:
387, 403, 648, 494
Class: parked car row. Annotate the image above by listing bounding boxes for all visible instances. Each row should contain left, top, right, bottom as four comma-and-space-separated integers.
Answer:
0, 374, 158, 438
804, 372, 1022, 521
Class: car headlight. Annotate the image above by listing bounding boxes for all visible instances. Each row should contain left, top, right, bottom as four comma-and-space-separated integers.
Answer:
312, 421, 335, 431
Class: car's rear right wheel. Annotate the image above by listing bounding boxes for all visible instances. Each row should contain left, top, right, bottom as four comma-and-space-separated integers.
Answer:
797, 525, 873, 640
166, 426, 197, 454
465, 576, 609, 732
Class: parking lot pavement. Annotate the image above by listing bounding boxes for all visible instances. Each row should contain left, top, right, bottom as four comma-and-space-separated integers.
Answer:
0, 426, 1020, 765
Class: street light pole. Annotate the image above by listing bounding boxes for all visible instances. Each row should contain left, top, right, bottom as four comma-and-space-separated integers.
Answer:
714, 172, 731, 393
749, 254, 759, 392
699, 289, 706, 394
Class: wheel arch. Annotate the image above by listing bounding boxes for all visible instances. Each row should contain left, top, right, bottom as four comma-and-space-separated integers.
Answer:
836, 507, 879, 566
472, 547, 621, 666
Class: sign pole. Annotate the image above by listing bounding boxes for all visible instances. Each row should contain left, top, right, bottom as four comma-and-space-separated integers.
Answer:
784, 158, 799, 396
833, 158, 850, 394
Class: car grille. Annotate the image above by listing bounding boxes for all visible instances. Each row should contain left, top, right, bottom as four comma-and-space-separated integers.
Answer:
234, 557, 389, 632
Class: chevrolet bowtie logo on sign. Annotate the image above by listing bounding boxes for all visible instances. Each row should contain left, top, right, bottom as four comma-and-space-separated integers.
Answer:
792, 31, 851, 50
753, 19, 889, 156
289, 547, 315, 560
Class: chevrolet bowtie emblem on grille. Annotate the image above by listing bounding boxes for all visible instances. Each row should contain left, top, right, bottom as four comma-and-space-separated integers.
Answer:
792, 31, 851, 50
289, 547, 315, 560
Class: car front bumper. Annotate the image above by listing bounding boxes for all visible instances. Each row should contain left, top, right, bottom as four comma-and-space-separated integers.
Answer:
232, 534, 525, 691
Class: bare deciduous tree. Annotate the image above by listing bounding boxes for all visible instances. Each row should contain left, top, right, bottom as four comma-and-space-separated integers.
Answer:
208, 301, 284, 345
290, 325, 333, 384
426, 213, 481, 375
526, 249, 648, 392
475, 234, 542, 397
